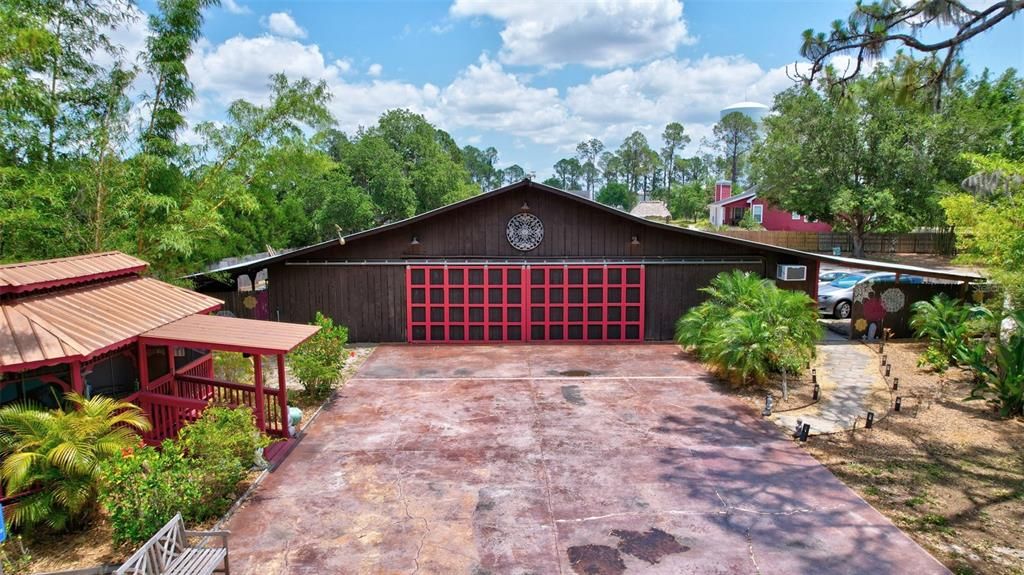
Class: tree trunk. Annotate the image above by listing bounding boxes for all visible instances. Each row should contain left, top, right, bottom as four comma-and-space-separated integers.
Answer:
781, 366, 789, 402
851, 229, 866, 258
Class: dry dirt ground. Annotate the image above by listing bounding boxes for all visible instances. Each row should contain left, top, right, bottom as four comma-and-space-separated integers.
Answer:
801, 341, 1024, 575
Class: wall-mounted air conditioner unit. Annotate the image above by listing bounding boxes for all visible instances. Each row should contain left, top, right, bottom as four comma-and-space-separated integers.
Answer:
776, 264, 807, 282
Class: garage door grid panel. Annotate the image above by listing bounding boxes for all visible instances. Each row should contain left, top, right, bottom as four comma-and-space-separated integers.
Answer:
406, 264, 644, 343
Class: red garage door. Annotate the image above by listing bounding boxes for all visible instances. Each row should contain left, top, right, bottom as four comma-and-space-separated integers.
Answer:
406, 264, 644, 343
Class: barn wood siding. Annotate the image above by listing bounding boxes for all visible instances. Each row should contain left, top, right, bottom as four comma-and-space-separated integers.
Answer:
263, 186, 821, 342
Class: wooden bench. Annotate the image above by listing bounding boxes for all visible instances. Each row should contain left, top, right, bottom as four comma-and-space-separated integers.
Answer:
114, 514, 229, 575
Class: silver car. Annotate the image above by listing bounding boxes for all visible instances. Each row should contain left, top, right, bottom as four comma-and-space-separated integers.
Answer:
818, 272, 925, 319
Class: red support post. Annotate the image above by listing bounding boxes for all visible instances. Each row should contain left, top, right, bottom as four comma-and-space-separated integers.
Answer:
138, 341, 150, 391
253, 354, 266, 432
277, 354, 289, 439
71, 361, 85, 396
167, 345, 178, 397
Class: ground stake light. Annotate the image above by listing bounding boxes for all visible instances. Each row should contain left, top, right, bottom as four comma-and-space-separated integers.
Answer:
885, 364, 891, 377
892, 377, 899, 391
866, 411, 875, 429
881, 354, 888, 366
812, 383, 820, 400
799, 423, 810, 442
895, 397, 902, 412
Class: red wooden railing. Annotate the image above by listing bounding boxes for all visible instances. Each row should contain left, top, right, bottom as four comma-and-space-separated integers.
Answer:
176, 354, 214, 379
124, 391, 208, 445
175, 374, 284, 436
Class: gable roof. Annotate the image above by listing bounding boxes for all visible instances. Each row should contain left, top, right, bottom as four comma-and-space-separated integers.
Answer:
187, 179, 983, 283
0, 251, 147, 295
190, 179, 812, 277
1, 276, 222, 372
708, 189, 757, 208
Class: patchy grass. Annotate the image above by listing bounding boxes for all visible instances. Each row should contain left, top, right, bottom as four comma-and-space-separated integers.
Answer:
803, 341, 1024, 575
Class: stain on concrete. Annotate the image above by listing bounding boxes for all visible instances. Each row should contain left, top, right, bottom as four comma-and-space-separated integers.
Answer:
567, 544, 626, 575
611, 527, 689, 564
561, 384, 585, 405
558, 369, 593, 377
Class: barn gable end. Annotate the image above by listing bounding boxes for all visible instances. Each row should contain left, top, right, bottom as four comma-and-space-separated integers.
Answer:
211, 180, 818, 341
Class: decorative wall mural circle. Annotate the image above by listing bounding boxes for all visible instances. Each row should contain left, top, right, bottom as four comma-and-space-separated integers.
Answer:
506, 213, 544, 251
853, 282, 875, 304
880, 287, 906, 313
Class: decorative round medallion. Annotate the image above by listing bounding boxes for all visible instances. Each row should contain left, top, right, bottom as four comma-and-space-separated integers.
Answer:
506, 213, 544, 251
880, 287, 906, 313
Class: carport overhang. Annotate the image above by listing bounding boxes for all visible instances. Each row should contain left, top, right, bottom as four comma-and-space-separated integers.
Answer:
805, 253, 983, 284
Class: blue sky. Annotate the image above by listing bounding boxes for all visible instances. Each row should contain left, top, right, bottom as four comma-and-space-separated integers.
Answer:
125, 0, 1023, 177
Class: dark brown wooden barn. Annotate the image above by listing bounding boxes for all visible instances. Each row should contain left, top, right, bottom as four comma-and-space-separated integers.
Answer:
193, 180, 821, 342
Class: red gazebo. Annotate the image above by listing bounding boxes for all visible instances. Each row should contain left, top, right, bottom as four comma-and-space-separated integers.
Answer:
0, 252, 319, 484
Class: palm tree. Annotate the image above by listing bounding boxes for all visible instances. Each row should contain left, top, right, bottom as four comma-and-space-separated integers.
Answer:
0, 392, 151, 531
676, 271, 821, 395
910, 294, 989, 365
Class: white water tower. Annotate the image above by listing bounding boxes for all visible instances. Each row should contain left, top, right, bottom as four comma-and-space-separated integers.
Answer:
720, 101, 769, 123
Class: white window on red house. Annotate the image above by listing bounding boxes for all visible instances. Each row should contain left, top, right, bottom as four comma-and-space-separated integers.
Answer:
752, 204, 763, 223
791, 211, 801, 220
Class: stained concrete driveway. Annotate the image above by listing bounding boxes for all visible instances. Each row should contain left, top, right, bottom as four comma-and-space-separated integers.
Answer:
225, 344, 949, 574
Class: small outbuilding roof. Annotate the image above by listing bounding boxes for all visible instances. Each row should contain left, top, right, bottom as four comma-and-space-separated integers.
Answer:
142, 314, 319, 355
630, 201, 672, 219
0, 251, 147, 295
0, 276, 222, 372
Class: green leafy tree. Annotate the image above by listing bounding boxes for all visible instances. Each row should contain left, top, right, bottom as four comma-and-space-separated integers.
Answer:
596, 182, 638, 211
942, 153, 1024, 300
617, 131, 654, 196
553, 157, 583, 190
666, 181, 711, 222
753, 70, 937, 257
502, 163, 525, 185
712, 112, 759, 185
575, 138, 605, 196
661, 122, 690, 190
0, 393, 151, 531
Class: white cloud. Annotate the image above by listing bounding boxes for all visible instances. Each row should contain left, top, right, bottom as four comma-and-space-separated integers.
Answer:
367, 63, 383, 77
222, 0, 251, 15
262, 12, 307, 39
438, 55, 578, 145
186, 35, 439, 132
450, 0, 695, 68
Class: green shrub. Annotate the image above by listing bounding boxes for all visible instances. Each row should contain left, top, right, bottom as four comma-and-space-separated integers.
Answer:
213, 351, 254, 383
0, 393, 150, 532
98, 440, 206, 545
178, 406, 270, 494
288, 312, 348, 400
961, 311, 1024, 418
675, 271, 821, 394
909, 294, 990, 368
738, 210, 762, 230
99, 407, 270, 545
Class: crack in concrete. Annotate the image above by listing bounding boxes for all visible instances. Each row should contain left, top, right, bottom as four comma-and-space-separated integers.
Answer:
395, 475, 431, 575
746, 527, 762, 575
526, 375, 565, 575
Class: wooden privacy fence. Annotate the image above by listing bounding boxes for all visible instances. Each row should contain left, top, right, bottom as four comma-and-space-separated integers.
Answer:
716, 231, 955, 255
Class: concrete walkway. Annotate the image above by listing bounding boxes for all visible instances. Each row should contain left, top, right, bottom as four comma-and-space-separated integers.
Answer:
774, 334, 882, 435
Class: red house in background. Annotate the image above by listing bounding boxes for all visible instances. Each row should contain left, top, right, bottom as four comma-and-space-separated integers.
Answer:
707, 181, 831, 232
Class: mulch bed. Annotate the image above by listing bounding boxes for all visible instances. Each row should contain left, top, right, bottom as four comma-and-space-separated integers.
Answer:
803, 340, 1024, 575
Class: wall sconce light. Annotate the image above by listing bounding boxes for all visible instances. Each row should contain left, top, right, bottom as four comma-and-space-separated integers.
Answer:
410, 235, 420, 246
630, 235, 640, 246
520, 200, 530, 211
